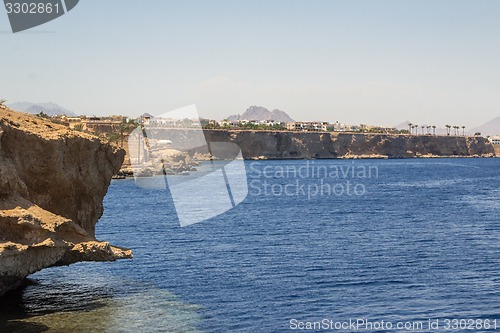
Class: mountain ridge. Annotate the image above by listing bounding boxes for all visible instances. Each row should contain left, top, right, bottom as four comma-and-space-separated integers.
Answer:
468, 116, 500, 137
226, 105, 295, 123
7, 101, 77, 116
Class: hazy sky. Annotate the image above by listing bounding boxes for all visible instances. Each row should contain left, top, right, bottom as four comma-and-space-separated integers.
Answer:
1, 0, 500, 127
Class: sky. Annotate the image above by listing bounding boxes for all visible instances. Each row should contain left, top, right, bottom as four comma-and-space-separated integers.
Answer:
1, 0, 500, 128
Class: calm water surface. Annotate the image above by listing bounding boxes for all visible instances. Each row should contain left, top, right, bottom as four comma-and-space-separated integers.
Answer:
1, 159, 499, 332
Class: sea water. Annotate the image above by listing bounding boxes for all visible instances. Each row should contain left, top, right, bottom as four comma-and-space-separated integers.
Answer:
1, 159, 499, 332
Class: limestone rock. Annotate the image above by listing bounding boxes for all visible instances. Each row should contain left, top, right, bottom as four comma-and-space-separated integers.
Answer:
198, 130, 495, 159
0, 109, 131, 296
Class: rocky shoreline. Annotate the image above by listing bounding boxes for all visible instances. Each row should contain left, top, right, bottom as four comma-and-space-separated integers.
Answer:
0, 109, 132, 297
105, 129, 497, 182
113, 129, 495, 178
201, 130, 496, 159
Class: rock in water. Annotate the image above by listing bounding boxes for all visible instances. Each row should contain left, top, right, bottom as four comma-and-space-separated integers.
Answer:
0, 108, 132, 297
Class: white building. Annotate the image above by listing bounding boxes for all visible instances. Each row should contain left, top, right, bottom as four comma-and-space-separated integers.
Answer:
488, 136, 500, 145
219, 120, 237, 127
287, 122, 329, 132
153, 117, 178, 127
139, 113, 154, 125
238, 119, 258, 126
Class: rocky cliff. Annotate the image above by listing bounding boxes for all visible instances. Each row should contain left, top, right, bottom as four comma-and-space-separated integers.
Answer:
200, 130, 495, 159
0, 108, 131, 297
494, 145, 500, 156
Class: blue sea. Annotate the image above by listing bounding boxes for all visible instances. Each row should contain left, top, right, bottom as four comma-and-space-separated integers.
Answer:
2, 159, 499, 332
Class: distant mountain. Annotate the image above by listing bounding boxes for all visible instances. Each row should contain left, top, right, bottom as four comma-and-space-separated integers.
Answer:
227, 106, 295, 123
394, 121, 411, 130
7, 102, 76, 116
468, 116, 500, 137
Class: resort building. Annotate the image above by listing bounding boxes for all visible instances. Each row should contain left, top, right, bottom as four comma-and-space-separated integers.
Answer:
59, 115, 124, 133
286, 122, 329, 132
139, 113, 154, 125
488, 136, 500, 145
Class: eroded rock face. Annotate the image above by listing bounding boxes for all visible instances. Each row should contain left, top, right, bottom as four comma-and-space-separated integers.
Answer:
494, 145, 500, 157
0, 109, 131, 296
201, 130, 496, 159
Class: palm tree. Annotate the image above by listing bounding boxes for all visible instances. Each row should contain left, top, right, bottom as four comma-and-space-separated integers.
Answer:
408, 122, 413, 135
421, 125, 425, 135
462, 126, 465, 136
455, 126, 459, 136
445, 125, 451, 136
432, 125, 436, 136
118, 121, 138, 147
413, 124, 418, 135
106, 121, 138, 148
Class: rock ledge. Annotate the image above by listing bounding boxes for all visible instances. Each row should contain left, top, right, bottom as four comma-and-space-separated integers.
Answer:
0, 109, 131, 296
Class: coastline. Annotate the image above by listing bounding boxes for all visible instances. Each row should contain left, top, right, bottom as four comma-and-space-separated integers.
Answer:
136, 128, 496, 158
204, 129, 495, 159
116, 129, 496, 177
